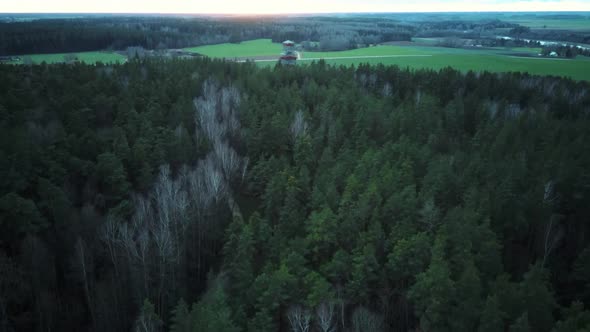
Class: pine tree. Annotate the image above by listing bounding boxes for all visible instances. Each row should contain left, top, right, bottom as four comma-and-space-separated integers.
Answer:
190, 276, 240, 332
170, 299, 191, 332
478, 295, 506, 332
451, 259, 483, 331
134, 299, 163, 332
96, 152, 130, 205
553, 301, 590, 332
509, 312, 530, 332
520, 264, 556, 332
408, 234, 455, 332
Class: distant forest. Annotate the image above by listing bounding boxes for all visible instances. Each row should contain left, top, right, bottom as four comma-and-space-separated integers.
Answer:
1, 57, 590, 331
3, 15, 588, 55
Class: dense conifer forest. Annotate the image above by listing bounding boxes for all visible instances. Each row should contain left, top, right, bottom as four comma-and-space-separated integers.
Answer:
1, 58, 590, 331
6, 15, 585, 56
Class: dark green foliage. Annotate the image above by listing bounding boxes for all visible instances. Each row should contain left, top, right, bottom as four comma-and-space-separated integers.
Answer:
0, 56, 589, 332
509, 312, 531, 332
170, 299, 191, 332
0, 193, 46, 244
520, 264, 556, 332
553, 301, 590, 332
135, 299, 163, 332
479, 295, 506, 332
408, 235, 455, 331
171, 276, 240, 332
96, 152, 130, 205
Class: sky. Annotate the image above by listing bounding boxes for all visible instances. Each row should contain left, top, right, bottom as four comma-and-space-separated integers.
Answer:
2, 0, 590, 14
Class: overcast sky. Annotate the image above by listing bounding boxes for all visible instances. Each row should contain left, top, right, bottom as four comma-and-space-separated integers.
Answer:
2, 0, 590, 14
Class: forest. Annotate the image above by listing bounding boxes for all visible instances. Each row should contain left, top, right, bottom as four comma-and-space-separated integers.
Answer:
4, 14, 583, 56
1, 58, 590, 332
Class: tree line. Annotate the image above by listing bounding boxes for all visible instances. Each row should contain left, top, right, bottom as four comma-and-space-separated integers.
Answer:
2, 15, 575, 56
0, 58, 590, 331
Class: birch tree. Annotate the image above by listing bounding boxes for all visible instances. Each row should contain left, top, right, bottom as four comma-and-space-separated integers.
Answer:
316, 302, 336, 332
75, 237, 96, 325
288, 305, 312, 332
290, 110, 308, 143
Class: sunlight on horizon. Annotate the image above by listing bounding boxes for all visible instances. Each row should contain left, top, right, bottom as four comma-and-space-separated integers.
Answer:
3, 0, 590, 14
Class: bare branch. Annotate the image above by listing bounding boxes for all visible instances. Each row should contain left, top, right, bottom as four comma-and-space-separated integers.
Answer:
213, 140, 241, 182
290, 110, 308, 143
352, 306, 383, 332
287, 305, 312, 332
316, 302, 335, 332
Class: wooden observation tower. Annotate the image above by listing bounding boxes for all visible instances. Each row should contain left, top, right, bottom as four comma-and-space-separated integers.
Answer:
279, 40, 297, 65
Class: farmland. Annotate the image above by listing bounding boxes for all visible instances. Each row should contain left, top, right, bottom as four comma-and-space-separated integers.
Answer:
8, 51, 126, 64
504, 17, 590, 31
184, 39, 282, 58
185, 39, 590, 81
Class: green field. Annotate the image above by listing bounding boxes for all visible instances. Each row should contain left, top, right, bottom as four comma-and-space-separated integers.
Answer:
502, 47, 542, 54
186, 39, 590, 81
10, 51, 126, 64
184, 39, 282, 58
412, 37, 441, 45
505, 18, 590, 31
306, 55, 590, 81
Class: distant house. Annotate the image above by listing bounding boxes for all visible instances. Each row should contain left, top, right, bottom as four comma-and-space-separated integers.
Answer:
549, 51, 559, 57
0, 56, 20, 63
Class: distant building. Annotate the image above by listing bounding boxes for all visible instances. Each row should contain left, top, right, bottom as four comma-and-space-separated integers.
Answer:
549, 51, 559, 57
0, 56, 20, 63
279, 40, 298, 65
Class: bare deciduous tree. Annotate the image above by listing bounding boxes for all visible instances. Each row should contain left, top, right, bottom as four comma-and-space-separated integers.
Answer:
200, 155, 228, 203
194, 79, 241, 144
241, 156, 249, 183
100, 214, 120, 277
288, 305, 312, 332
316, 302, 336, 332
543, 215, 564, 267
134, 300, 162, 332
418, 198, 441, 232
75, 237, 96, 325
98, 79, 249, 323
352, 306, 383, 332
290, 110, 308, 143
382, 82, 393, 97
214, 140, 241, 182
415, 89, 422, 105
542, 180, 563, 267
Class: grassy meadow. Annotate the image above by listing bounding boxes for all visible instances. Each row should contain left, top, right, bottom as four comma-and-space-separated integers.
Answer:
308, 54, 590, 81
184, 39, 282, 57
10, 51, 125, 64
186, 39, 590, 81
505, 18, 590, 31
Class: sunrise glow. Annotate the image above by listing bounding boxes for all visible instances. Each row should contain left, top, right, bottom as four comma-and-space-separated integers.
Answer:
2, 0, 590, 14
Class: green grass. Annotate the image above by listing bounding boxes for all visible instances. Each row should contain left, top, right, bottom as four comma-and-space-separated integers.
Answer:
302, 45, 432, 58
507, 19, 590, 31
11, 51, 125, 64
504, 47, 542, 54
310, 55, 590, 81
189, 39, 590, 81
412, 37, 441, 45
184, 38, 590, 81
184, 39, 282, 58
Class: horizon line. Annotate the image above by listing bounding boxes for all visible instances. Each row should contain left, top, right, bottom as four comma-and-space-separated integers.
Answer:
3, 10, 590, 15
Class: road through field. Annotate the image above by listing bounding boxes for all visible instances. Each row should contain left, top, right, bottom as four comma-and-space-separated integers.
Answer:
236, 54, 433, 63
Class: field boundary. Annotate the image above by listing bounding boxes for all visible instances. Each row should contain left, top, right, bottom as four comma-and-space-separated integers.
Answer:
236, 54, 433, 63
